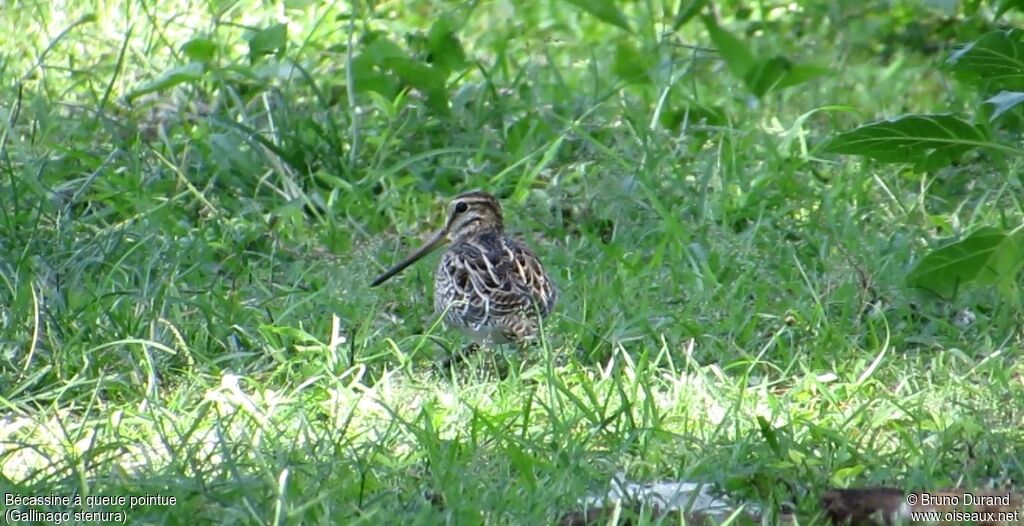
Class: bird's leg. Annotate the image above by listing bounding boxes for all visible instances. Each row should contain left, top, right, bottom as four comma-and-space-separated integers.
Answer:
439, 342, 481, 369
438, 342, 510, 380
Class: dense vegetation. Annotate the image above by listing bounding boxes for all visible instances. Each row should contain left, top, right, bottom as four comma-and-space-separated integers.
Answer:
2, 0, 1023, 523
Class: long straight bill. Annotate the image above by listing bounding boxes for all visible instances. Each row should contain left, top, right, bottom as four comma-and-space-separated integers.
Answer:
370, 230, 447, 287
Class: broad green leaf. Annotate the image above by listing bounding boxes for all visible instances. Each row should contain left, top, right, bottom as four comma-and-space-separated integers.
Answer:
756, 416, 782, 457
977, 228, 1024, 286
181, 38, 216, 62
947, 29, 1024, 91
658, 103, 728, 130
702, 17, 823, 97
505, 114, 553, 154
823, 114, 993, 166
773, 62, 828, 90
350, 70, 401, 98
388, 58, 449, 114
918, 149, 961, 172
355, 36, 449, 114
906, 226, 1024, 299
996, 0, 1024, 17
561, 0, 632, 32
427, 17, 468, 73
247, 23, 288, 60
127, 62, 204, 100
613, 40, 653, 84
741, 57, 828, 97
672, 0, 708, 31
703, 16, 755, 79
985, 90, 1024, 121
830, 465, 866, 487
361, 34, 411, 62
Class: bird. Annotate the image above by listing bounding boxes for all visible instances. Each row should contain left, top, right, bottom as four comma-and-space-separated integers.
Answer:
370, 191, 557, 347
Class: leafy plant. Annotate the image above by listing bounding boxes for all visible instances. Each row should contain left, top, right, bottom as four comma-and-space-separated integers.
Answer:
560, 0, 632, 32
700, 15, 826, 98
906, 226, 1024, 299
822, 114, 1003, 171
824, 26, 1024, 300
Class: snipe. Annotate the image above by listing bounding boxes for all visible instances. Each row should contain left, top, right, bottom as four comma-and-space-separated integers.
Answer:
371, 191, 557, 346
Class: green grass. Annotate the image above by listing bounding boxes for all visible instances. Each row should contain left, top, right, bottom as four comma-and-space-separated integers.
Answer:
2, 0, 1023, 524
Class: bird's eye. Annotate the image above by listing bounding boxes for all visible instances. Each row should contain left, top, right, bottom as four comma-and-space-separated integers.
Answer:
454, 202, 469, 214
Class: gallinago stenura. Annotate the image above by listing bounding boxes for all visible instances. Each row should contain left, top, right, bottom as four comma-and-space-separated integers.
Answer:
371, 191, 557, 346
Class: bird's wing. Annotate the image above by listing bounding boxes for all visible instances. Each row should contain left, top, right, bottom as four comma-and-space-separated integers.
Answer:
502, 238, 557, 316
436, 236, 555, 327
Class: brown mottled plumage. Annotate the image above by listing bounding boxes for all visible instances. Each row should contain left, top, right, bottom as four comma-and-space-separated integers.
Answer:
371, 191, 557, 345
